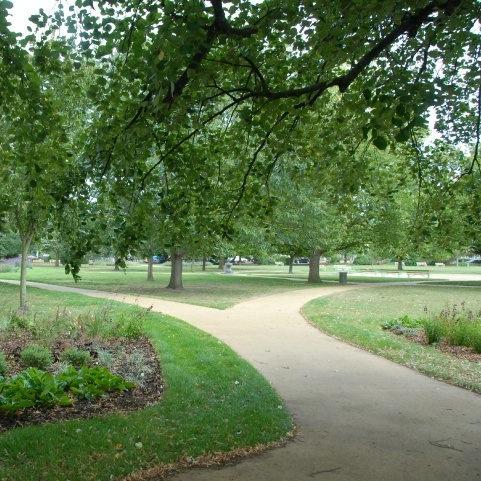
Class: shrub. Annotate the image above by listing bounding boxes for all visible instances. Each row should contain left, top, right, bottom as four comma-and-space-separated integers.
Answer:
112, 316, 144, 339
353, 255, 373, 265
0, 351, 8, 376
60, 347, 91, 368
20, 345, 53, 370
0, 264, 13, 273
422, 319, 443, 344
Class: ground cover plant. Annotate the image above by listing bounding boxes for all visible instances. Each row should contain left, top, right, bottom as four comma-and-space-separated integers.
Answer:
0, 283, 292, 481
303, 286, 481, 393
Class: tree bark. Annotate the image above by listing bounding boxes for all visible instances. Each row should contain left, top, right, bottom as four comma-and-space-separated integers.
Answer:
167, 248, 184, 289
397, 259, 403, 271
147, 257, 154, 281
288, 254, 294, 274
54, 248, 60, 268
19, 235, 32, 312
218, 257, 226, 270
202, 256, 207, 271
114, 257, 120, 271
308, 249, 321, 283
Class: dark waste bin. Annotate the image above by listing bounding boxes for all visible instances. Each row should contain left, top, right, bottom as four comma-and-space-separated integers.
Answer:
339, 271, 348, 285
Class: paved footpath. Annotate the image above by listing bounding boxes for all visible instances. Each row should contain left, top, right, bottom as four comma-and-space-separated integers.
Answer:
2, 280, 481, 481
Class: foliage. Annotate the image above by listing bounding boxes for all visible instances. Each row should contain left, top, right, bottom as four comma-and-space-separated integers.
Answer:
20, 345, 53, 370
0, 232, 21, 258
60, 348, 92, 368
0, 351, 7, 377
57, 366, 135, 401
0, 366, 134, 414
0, 368, 71, 414
422, 319, 444, 345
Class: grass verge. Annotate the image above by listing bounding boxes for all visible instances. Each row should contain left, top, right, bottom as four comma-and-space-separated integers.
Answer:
302, 285, 481, 393
0, 284, 292, 481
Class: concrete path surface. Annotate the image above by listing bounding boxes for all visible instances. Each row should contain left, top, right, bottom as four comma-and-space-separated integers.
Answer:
2, 280, 481, 481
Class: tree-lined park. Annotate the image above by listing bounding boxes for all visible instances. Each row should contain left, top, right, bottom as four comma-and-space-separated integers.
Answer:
0, 1, 480, 480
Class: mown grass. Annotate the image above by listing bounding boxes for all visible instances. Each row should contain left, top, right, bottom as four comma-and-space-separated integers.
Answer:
303, 285, 481, 393
0, 284, 292, 481
0, 264, 418, 309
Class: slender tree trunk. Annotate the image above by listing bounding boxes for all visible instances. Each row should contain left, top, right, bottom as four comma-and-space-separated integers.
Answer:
202, 256, 207, 271
54, 248, 60, 268
147, 257, 154, 281
397, 259, 403, 271
167, 248, 184, 289
114, 256, 120, 271
19, 235, 32, 312
288, 254, 294, 274
308, 249, 321, 283
218, 257, 226, 270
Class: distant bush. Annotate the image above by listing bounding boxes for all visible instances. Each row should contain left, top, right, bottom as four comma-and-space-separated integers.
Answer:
353, 255, 372, 265
0, 264, 13, 273
20, 345, 53, 370
60, 347, 91, 368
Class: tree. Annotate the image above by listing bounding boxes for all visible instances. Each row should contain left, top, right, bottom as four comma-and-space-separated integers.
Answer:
0, 40, 91, 310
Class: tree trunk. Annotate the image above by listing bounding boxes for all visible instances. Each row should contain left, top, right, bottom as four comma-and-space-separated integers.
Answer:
167, 248, 184, 289
288, 254, 294, 274
147, 257, 154, 281
55, 248, 60, 268
308, 249, 321, 283
218, 257, 226, 270
202, 256, 207, 271
19, 235, 32, 312
114, 257, 120, 271
397, 259, 403, 271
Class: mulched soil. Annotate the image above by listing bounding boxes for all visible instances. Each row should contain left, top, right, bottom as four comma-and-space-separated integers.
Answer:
0, 334, 164, 432
390, 328, 481, 363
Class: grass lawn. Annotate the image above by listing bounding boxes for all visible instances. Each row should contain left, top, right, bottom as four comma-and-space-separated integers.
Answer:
303, 285, 481, 393
0, 264, 421, 309
0, 284, 292, 481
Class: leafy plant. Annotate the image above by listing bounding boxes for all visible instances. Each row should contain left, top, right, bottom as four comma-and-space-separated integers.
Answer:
20, 345, 54, 370
0, 351, 8, 376
58, 366, 135, 401
60, 347, 91, 368
0, 368, 71, 414
0, 366, 135, 414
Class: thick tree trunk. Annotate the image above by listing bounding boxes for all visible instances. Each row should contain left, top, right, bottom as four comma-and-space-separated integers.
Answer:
202, 256, 207, 271
19, 235, 32, 312
288, 254, 294, 274
397, 259, 403, 271
147, 257, 154, 281
308, 249, 321, 283
167, 249, 184, 289
218, 257, 226, 270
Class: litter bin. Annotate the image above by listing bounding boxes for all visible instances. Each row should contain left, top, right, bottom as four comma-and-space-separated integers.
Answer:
339, 271, 348, 285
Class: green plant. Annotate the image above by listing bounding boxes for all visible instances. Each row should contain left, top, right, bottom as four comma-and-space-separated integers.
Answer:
0, 351, 8, 376
422, 319, 443, 344
0, 368, 72, 413
58, 366, 135, 400
20, 345, 54, 370
113, 316, 144, 339
60, 347, 91, 368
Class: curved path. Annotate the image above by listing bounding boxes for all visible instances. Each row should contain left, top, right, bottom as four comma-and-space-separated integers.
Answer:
2, 280, 481, 481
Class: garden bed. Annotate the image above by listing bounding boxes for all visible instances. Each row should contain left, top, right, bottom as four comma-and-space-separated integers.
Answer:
0, 312, 163, 432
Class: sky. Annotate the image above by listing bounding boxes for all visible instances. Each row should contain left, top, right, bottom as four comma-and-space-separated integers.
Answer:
9, 0, 59, 35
